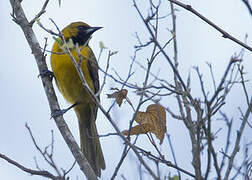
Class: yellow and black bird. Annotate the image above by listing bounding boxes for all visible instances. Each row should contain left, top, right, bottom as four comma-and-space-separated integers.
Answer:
50, 22, 105, 176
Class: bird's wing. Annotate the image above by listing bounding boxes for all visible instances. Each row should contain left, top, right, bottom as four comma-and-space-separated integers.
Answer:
87, 47, 100, 121
87, 47, 100, 95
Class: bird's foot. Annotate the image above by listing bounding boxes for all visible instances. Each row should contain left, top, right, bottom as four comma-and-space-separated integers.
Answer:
51, 102, 80, 119
38, 69, 54, 81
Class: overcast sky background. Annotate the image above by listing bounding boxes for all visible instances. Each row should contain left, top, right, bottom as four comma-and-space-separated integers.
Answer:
0, 0, 252, 179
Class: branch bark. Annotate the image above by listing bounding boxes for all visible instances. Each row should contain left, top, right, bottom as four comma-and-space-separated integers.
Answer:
9, 0, 97, 179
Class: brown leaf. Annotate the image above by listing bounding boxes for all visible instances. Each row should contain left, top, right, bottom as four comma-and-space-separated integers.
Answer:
122, 123, 153, 136
122, 104, 166, 144
146, 104, 166, 144
107, 89, 128, 106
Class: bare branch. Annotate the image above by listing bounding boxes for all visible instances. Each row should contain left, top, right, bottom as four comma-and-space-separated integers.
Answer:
29, 0, 50, 26
9, 1, 97, 179
168, 0, 252, 51
241, 0, 252, 16
224, 97, 252, 180
25, 124, 62, 176
0, 153, 57, 179
219, 113, 233, 173
134, 145, 196, 178
209, 57, 240, 105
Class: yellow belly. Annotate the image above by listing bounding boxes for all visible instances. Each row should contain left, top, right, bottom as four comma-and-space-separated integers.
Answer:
50, 43, 95, 105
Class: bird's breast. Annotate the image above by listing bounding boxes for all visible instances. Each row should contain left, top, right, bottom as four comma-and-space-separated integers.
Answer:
51, 43, 94, 105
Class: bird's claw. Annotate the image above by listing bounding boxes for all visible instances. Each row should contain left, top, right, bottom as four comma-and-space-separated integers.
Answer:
38, 69, 54, 81
51, 109, 67, 119
50, 102, 80, 119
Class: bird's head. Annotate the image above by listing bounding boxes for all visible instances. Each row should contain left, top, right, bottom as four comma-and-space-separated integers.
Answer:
61, 21, 102, 46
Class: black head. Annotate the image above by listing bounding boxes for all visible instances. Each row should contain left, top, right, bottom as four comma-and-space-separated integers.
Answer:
62, 22, 102, 46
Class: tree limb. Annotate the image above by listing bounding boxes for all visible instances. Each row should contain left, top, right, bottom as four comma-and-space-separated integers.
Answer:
9, 0, 97, 179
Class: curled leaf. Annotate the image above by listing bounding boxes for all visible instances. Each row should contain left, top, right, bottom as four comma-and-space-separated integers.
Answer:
122, 104, 166, 144
122, 124, 153, 135
107, 88, 128, 107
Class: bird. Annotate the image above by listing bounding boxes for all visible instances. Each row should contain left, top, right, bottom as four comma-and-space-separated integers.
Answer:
50, 21, 105, 177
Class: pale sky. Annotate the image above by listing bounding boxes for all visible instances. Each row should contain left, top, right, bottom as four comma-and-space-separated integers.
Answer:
1, 0, 252, 179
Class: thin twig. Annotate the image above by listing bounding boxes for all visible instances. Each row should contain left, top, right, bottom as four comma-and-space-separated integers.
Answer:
97, 50, 113, 95
0, 153, 57, 179
166, 133, 181, 179
224, 97, 252, 180
209, 57, 239, 105
219, 112, 233, 173
25, 123, 61, 176
29, 0, 50, 26
135, 145, 196, 178
241, 0, 252, 16
168, 0, 252, 51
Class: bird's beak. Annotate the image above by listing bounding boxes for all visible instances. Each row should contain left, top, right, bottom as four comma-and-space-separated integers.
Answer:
86, 27, 103, 34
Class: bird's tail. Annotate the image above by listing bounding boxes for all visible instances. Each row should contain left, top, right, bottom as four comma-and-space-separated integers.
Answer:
75, 105, 105, 177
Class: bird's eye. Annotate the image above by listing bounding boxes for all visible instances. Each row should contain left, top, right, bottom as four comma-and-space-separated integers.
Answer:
78, 26, 88, 31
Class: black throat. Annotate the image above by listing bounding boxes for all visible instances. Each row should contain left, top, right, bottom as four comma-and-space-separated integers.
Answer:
71, 26, 91, 46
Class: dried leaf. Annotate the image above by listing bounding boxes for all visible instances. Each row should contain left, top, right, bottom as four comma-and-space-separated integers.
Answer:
122, 104, 166, 144
107, 89, 128, 106
122, 124, 153, 135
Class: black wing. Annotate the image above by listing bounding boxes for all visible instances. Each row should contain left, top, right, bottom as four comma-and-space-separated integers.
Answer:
87, 47, 100, 121
87, 47, 100, 96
